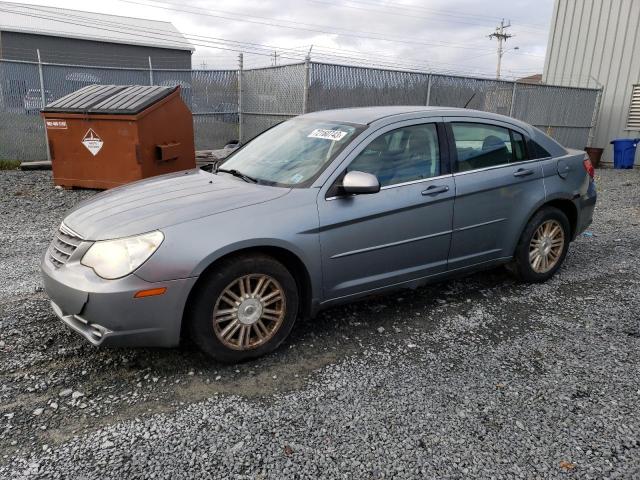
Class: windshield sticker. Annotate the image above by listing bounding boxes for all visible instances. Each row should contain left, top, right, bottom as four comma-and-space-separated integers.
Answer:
290, 173, 304, 183
308, 129, 347, 141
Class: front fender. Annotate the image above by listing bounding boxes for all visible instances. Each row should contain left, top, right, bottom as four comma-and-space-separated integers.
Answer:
133, 190, 322, 301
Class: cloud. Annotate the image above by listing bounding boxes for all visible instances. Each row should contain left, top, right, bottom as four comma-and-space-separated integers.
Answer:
11, 0, 552, 78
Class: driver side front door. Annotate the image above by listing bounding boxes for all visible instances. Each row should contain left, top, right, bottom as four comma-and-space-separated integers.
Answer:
317, 120, 455, 302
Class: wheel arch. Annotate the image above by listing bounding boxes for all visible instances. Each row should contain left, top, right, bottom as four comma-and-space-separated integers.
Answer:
544, 198, 578, 239
510, 195, 579, 258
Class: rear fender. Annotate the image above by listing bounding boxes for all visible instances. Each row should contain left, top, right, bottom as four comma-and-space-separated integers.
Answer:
508, 193, 578, 257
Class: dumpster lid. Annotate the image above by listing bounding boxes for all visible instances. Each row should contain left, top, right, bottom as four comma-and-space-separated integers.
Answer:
43, 84, 177, 114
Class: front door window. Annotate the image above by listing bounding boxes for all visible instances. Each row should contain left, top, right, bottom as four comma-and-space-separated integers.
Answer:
347, 123, 440, 186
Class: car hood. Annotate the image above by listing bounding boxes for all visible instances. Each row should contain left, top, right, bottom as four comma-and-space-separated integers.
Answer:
64, 169, 291, 240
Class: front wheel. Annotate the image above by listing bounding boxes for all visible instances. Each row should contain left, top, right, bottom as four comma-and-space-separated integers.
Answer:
508, 207, 570, 283
188, 254, 299, 363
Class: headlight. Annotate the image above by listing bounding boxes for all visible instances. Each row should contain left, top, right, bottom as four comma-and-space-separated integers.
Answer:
81, 231, 164, 280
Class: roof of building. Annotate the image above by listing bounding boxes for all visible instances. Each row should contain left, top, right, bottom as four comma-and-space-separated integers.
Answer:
516, 74, 543, 84
0, 1, 193, 52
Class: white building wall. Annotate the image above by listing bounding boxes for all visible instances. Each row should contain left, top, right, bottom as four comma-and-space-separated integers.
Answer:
543, 0, 640, 163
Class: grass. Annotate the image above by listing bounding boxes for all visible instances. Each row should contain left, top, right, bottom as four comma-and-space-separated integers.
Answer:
0, 159, 21, 170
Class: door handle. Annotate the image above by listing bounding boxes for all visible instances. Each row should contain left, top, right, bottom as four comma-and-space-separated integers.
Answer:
513, 168, 534, 177
421, 185, 449, 196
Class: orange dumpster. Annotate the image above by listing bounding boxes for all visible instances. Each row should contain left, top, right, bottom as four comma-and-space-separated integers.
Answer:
42, 84, 195, 189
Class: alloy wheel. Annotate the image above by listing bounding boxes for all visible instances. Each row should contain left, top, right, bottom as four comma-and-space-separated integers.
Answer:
212, 274, 286, 350
528, 219, 565, 273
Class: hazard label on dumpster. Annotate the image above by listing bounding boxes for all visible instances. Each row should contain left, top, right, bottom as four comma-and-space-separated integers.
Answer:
82, 129, 104, 156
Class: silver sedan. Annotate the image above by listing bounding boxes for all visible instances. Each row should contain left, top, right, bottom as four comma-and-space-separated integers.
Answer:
42, 106, 597, 362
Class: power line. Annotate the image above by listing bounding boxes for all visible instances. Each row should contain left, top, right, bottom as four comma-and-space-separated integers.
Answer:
307, 0, 548, 35
326, 0, 549, 31
0, 5, 512, 77
117, 0, 516, 54
0, 3, 540, 79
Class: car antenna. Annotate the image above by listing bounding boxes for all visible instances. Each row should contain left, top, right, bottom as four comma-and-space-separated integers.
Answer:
464, 93, 476, 108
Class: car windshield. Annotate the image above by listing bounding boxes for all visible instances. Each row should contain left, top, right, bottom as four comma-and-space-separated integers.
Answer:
219, 118, 365, 187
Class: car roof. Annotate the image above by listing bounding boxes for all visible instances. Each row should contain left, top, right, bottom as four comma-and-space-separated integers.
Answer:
299, 106, 530, 129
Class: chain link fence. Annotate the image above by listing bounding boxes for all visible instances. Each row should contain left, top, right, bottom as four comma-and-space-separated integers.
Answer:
0, 58, 601, 162
307, 63, 601, 148
241, 63, 305, 141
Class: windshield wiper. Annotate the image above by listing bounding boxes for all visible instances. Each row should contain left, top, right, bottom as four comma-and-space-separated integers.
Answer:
215, 167, 258, 183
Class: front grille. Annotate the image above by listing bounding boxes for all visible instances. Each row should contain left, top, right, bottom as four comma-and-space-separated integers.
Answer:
49, 224, 83, 268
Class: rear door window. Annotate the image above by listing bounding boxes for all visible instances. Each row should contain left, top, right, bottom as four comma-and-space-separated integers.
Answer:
451, 123, 513, 172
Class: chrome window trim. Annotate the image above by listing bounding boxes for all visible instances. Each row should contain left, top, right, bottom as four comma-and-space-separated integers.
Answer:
380, 173, 452, 190
452, 157, 546, 176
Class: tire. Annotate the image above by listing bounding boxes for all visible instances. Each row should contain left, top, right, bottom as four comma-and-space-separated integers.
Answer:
188, 254, 299, 363
508, 207, 571, 283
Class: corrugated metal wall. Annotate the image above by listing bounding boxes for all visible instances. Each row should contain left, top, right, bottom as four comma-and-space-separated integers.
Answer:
543, 0, 640, 163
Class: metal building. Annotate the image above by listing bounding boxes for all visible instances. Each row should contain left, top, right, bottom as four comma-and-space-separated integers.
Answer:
543, 0, 640, 164
0, 1, 193, 69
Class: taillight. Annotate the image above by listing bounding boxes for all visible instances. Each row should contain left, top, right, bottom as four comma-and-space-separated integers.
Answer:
583, 157, 595, 179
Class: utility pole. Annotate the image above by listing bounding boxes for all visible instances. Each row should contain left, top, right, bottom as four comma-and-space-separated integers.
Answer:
489, 19, 513, 80
272, 50, 279, 66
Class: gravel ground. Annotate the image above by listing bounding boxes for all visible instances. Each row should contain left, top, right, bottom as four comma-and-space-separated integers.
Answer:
1, 169, 639, 479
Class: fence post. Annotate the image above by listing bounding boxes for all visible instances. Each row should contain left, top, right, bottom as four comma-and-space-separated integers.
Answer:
509, 82, 517, 117
37, 49, 51, 163
148, 57, 153, 85
302, 55, 310, 114
425, 73, 432, 106
238, 53, 243, 144
586, 87, 603, 147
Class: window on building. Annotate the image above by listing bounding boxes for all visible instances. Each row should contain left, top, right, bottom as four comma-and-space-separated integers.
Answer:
627, 84, 640, 130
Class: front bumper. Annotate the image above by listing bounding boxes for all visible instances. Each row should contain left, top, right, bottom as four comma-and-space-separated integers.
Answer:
41, 252, 197, 348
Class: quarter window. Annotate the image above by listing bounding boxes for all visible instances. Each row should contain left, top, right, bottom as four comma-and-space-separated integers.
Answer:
452, 123, 514, 171
527, 139, 551, 159
347, 123, 440, 187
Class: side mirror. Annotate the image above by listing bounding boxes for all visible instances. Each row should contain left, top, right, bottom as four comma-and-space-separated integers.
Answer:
341, 170, 380, 195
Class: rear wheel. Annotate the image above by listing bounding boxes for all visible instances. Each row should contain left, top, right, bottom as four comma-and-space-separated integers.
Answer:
188, 254, 299, 363
508, 207, 570, 283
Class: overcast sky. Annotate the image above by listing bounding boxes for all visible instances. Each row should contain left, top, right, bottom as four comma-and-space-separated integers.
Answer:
10, 0, 554, 78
